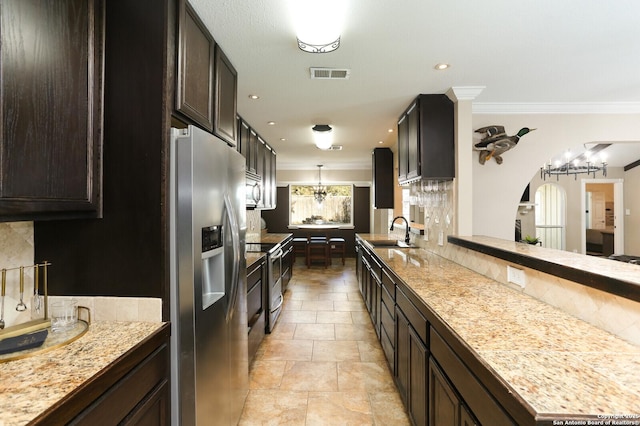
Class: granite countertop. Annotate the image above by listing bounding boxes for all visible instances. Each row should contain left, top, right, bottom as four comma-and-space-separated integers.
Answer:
246, 251, 266, 268
247, 232, 292, 245
357, 234, 640, 418
0, 321, 166, 426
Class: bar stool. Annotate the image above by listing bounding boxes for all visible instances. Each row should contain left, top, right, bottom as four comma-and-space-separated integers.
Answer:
307, 235, 329, 268
328, 237, 346, 265
292, 237, 308, 264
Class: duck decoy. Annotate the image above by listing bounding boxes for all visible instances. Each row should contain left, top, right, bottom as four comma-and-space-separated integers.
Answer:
474, 126, 535, 164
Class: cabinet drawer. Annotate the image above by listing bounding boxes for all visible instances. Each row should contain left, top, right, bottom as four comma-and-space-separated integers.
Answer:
430, 328, 516, 426
380, 293, 395, 344
380, 284, 394, 319
396, 286, 428, 344
247, 260, 263, 290
71, 344, 168, 425
380, 323, 394, 372
381, 269, 395, 299
247, 278, 263, 325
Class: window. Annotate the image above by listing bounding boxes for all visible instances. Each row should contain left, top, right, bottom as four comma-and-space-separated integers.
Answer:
289, 184, 353, 226
535, 183, 566, 250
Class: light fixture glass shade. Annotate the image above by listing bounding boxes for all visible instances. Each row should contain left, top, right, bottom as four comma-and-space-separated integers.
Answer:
290, 0, 346, 53
312, 124, 333, 150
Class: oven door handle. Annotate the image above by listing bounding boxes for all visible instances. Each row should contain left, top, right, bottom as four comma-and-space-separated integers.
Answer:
270, 293, 284, 314
271, 248, 284, 260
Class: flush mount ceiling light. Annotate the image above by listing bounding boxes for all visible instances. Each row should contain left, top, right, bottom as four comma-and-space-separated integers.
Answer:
434, 63, 450, 70
290, 0, 347, 53
312, 124, 333, 150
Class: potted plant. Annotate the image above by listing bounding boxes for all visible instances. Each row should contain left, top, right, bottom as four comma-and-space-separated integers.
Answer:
522, 235, 541, 245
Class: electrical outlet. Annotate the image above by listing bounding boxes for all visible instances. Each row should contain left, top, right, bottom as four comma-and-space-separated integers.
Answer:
507, 265, 526, 288
437, 230, 444, 246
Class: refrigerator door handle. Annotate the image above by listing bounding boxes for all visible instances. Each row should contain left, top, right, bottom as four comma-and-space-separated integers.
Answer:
224, 193, 241, 322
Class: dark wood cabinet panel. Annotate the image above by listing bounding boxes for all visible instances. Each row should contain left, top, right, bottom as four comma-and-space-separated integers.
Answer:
0, 0, 104, 220
397, 94, 455, 184
34, 0, 172, 299
176, 0, 214, 131
429, 357, 459, 426
409, 326, 428, 426
372, 148, 394, 209
396, 306, 410, 405
214, 46, 237, 145
247, 258, 266, 363
398, 115, 409, 182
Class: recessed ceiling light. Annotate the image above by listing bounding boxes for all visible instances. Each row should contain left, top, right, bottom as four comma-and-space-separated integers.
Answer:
434, 63, 450, 70
280, 138, 286, 141
378, 141, 383, 144
388, 129, 393, 133
267, 121, 276, 125
248, 94, 259, 99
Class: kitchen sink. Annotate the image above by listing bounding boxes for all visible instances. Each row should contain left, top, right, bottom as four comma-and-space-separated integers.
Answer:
369, 240, 416, 248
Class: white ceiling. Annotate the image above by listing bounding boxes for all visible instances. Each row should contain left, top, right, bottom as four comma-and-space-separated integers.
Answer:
191, 0, 640, 170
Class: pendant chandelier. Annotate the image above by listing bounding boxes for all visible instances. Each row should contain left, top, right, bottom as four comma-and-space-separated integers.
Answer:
540, 148, 608, 181
313, 165, 327, 203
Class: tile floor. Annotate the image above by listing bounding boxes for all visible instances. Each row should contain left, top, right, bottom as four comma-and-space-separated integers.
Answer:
239, 258, 411, 425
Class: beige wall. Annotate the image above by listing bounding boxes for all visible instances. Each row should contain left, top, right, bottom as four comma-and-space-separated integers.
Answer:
471, 114, 640, 241
625, 165, 640, 255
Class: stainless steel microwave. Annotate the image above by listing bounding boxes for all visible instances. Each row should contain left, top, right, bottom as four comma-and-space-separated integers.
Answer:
245, 171, 262, 209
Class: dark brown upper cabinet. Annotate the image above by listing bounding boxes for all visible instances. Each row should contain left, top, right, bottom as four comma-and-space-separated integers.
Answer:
176, 0, 214, 131
214, 46, 238, 146
0, 0, 104, 221
397, 94, 454, 185
372, 148, 394, 209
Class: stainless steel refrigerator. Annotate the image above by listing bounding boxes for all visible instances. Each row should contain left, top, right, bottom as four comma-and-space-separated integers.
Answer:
169, 125, 248, 425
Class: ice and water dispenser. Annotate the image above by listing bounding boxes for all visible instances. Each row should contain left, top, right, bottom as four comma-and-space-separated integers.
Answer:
201, 225, 225, 310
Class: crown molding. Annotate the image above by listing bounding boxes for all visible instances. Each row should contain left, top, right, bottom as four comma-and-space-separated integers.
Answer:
446, 86, 486, 101
473, 102, 640, 114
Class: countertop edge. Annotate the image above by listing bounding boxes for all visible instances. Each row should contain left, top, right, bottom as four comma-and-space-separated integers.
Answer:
448, 235, 640, 303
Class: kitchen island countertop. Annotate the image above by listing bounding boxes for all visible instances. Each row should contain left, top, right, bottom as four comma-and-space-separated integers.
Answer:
0, 321, 167, 426
357, 233, 640, 421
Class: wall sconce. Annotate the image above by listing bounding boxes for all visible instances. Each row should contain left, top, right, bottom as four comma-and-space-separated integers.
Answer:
312, 124, 333, 150
290, 0, 346, 53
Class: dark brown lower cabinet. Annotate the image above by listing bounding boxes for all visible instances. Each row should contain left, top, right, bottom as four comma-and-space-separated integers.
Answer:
396, 306, 428, 426
429, 357, 478, 426
247, 257, 266, 363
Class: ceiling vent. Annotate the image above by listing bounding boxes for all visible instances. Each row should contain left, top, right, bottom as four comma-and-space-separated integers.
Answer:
310, 67, 350, 80
328, 145, 343, 150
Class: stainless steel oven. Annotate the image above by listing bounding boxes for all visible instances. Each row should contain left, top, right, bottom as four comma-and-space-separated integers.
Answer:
267, 244, 284, 332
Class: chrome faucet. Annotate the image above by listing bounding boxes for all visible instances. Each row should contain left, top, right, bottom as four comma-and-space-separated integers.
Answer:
390, 216, 411, 244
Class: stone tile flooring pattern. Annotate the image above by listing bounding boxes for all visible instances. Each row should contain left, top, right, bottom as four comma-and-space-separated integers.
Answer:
239, 259, 410, 425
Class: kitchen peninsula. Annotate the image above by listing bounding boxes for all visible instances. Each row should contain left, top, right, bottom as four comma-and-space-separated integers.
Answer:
356, 234, 640, 425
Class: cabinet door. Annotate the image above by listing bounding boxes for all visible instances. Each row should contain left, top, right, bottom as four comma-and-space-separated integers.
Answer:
396, 307, 410, 405
407, 102, 420, 181
372, 148, 394, 209
429, 357, 459, 426
460, 404, 478, 426
0, 0, 104, 220
397, 115, 409, 182
409, 326, 427, 426
238, 118, 251, 164
121, 380, 170, 426
176, 0, 214, 131
214, 46, 237, 146
248, 129, 259, 174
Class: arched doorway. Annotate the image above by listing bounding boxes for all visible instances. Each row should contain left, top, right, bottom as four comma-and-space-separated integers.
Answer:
535, 183, 566, 250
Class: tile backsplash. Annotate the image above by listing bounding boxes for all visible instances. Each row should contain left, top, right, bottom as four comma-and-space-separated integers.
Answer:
0, 222, 162, 326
